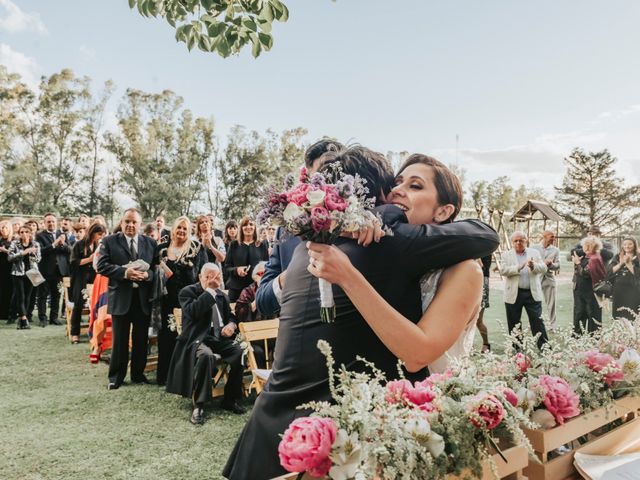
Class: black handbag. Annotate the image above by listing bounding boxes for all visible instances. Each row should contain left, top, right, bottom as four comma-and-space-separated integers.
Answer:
593, 279, 613, 298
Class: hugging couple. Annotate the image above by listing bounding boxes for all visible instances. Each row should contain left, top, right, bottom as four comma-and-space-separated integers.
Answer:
224, 144, 499, 479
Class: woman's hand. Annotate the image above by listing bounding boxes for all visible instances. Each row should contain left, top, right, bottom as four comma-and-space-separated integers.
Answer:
307, 241, 355, 285
572, 252, 583, 265
237, 266, 248, 277
340, 213, 385, 246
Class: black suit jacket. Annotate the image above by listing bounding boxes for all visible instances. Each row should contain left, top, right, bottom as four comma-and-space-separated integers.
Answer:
96, 232, 158, 316
36, 229, 71, 278
165, 283, 235, 398
224, 205, 499, 480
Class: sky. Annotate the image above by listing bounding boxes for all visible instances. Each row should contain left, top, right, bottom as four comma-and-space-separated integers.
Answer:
1, 0, 640, 195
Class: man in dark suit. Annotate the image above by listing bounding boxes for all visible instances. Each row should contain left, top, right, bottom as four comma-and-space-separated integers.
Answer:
97, 208, 158, 390
36, 213, 71, 327
166, 263, 245, 425
256, 138, 343, 317
224, 146, 500, 480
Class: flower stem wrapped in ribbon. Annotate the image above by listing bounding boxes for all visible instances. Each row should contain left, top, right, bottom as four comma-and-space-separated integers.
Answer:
257, 163, 376, 322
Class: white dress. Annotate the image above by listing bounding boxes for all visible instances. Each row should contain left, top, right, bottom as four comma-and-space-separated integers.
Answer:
420, 269, 478, 374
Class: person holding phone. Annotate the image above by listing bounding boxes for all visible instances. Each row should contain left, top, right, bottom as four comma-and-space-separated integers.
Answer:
223, 216, 269, 303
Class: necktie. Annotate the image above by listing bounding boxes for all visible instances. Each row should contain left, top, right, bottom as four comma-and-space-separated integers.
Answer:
129, 238, 137, 260
211, 303, 222, 341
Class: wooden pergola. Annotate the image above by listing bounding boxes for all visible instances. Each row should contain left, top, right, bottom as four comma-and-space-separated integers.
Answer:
509, 200, 561, 245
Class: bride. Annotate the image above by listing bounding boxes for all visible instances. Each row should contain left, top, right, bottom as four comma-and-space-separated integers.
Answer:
308, 154, 482, 373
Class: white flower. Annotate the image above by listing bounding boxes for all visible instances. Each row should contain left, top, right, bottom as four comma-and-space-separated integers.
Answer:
530, 408, 557, 429
579, 382, 590, 394
283, 203, 304, 222
516, 387, 537, 411
306, 189, 326, 206
426, 432, 445, 457
619, 348, 640, 382
404, 417, 431, 438
329, 429, 362, 480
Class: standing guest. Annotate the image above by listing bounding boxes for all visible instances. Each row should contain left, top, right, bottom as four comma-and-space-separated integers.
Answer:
61, 217, 76, 245
572, 235, 607, 334
533, 230, 560, 331
207, 214, 224, 238
97, 208, 158, 390
500, 231, 548, 349
222, 220, 238, 250
36, 213, 71, 328
256, 138, 343, 317
235, 261, 274, 368
0, 221, 14, 322
156, 216, 205, 386
25, 220, 39, 238
8, 226, 41, 329
608, 237, 640, 321
24, 219, 40, 321
224, 217, 269, 303
156, 214, 171, 244
166, 263, 245, 425
69, 223, 106, 344
78, 214, 91, 230
196, 215, 226, 271
11, 218, 25, 240
476, 255, 492, 352
74, 223, 86, 242
143, 223, 159, 241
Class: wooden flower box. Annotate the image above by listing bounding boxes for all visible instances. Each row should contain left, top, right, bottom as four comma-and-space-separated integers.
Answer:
522, 402, 636, 480
273, 444, 529, 480
614, 395, 640, 419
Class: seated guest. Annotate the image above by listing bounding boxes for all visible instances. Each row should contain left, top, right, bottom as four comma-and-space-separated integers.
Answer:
156, 216, 206, 386
69, 223, 107, 344
166, 263, 245, 425
8, 226, 41, 329
235, 261, 274, 368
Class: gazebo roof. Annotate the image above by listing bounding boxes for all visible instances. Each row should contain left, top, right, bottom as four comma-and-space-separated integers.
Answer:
510, 200, 562, 222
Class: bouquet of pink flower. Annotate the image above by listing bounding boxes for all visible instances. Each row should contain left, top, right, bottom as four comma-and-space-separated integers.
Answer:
257, 163, 377, 322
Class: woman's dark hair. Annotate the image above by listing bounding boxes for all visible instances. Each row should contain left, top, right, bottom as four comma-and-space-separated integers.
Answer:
304, 138, 343, 168
397, 154, 463, 223
143, 223, 157, 237
224, 220, 238, 245
84, 223, 107, 255
319, 145, 394, 205
238, 216, 259, 245
621, 237, 639, 256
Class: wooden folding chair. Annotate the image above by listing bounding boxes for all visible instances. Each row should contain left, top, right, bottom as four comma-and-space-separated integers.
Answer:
239, 319, 279, 395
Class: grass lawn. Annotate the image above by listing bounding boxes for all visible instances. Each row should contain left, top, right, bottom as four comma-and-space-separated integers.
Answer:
0, 254, 607, 479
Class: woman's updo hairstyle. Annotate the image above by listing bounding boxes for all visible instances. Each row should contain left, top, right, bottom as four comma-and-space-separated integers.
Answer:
397, 154, 463, 223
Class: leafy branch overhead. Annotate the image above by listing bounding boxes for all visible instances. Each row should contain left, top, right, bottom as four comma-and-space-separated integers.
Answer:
128, 0, 290, 58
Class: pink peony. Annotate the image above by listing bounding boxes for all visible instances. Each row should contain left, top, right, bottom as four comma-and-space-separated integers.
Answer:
278, 416, 337, 478
323, 186, 349, 212
288, 184, 312, 206
406, 381, 438, 412
537, 375, 580, 425
423, 370, 453, 387
385, 379, 413, 404
299, 167, 309, 183
310, 206, 331, 233
501, 387, 519, 407
583, 350, 625, 386
468, 394, 505, 430
514, 353, 530, 373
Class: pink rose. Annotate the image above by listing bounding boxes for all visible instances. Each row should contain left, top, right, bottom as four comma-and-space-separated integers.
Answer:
514, 353, 530, 373
385, 379, 413, 404
323, 186, 348, 212
311, 206, 331, 233
278, 416, 337, 478
502, 387, 519, 407
537, 375, 580, 425
299, 167, 309, 183
468, 394, 505, 430
406, 381, 438, 412
288, 184, 311, 206
583, 350, 625, 386
423, 370, 453, 387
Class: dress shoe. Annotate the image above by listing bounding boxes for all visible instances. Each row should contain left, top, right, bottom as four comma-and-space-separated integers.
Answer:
190, 407, 204, 425
39, 321, 47, 328
107, 382, 120, 390
22, 319, 31, 329
49, 318, 62, 326
221, 402, 246, 415
131, 376, 151, 385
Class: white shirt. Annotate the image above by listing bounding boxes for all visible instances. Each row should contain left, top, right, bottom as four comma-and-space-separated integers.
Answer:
124, 234, 138, 255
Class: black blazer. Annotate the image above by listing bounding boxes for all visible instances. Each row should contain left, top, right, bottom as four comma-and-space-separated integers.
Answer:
36, 229, 71, 278
224, 240, 269, 291
96, 232, 158, 316
224, 205, 500, 480
165, 283, 235, 398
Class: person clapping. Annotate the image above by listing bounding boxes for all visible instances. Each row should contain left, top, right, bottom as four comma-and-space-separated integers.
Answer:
608, 237, 640, 320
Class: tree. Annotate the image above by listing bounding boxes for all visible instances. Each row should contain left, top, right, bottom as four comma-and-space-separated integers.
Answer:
555, 148, 640, 235
105, 88, 214, 219
128, 0, 291, 58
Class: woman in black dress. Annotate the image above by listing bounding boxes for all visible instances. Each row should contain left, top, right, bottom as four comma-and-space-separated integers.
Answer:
223, 216, 269, 303
156, 216, 206, 385
69, 223, 107, 344
608, 237, 640, 320
8, 225, 41, 330
0, 220, 14, 322
223, 220, 238, 250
